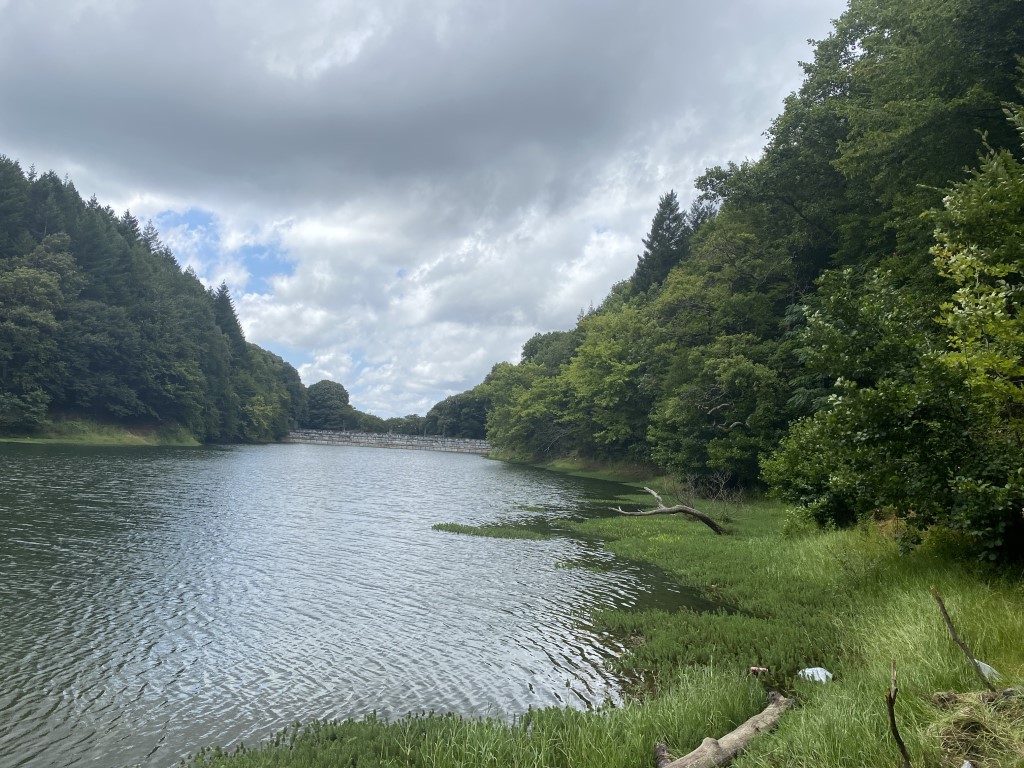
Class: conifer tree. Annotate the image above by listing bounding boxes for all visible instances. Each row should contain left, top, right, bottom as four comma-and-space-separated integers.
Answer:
630, 190, 687, 294
212, 282, 248, 361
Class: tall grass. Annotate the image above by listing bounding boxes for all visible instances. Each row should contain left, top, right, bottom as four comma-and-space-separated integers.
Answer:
566, 500, 1024, 767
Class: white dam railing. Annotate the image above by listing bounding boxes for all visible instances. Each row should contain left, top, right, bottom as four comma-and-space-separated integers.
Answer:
284, 429, 491, 455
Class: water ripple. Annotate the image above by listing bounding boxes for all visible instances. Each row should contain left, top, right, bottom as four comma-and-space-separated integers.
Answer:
0, 443, 697, 767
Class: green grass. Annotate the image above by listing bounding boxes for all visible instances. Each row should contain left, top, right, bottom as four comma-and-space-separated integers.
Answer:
0, 418, 199, 446
563, 500, 1024, 767
431, 522, 553, 540
535, 457, 658, 483
187, 668, 764, 768
187, 484, 1024, 768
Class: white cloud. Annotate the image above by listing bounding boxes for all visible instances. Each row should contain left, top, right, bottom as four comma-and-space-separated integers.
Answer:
0, 0, 848, 416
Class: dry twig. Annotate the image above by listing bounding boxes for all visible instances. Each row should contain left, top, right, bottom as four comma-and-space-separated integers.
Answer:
885, 660, 912, 768
931, 586, 998, 693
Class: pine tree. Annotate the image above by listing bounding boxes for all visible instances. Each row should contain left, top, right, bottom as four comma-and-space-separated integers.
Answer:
212, 282, 248, 361
631, 190, 688, 294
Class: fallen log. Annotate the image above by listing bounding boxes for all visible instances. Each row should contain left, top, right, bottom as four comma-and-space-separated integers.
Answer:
612, 487, 726, 535
654, 691, 796, 768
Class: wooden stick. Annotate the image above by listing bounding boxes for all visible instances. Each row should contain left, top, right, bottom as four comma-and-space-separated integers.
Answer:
931, 586, 998, 693
885, 660, 912, 768
658, 692, 795, 768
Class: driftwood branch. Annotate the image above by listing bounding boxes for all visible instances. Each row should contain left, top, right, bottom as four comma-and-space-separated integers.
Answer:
885, 660, 912, 768
612, 488, 726, 535
654, 691, 795, 768
931, 586, 998, 693
715, 421, 749, 432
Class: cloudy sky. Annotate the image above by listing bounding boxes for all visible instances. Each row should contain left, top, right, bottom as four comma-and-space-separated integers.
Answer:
0, 0, 846, 417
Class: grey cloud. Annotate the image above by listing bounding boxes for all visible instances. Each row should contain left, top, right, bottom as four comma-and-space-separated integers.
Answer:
2, 0, 832, 205
0, 0, 847, 416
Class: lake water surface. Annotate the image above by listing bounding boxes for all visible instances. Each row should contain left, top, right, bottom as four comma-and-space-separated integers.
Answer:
0, 443, 694, 767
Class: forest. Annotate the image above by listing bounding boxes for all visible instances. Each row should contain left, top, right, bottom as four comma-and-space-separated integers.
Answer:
2, 0, 1022, 562
0, 171, 429, 442
441, 0, 1024, 563
0, 163, 302, 443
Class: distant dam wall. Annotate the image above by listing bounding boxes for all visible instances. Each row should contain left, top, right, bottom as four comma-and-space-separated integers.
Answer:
285, 429, 491, 455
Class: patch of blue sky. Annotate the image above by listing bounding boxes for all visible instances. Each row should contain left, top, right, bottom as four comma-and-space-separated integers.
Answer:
153, 207, 294, 293
152, 208, 221, 278
236, 242, 293, 294
154, 207, 217, 231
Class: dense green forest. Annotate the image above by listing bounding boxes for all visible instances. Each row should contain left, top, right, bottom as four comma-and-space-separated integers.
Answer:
441, 0, 1024, 562
0, 164, 431, 441
0, 162, 313, 442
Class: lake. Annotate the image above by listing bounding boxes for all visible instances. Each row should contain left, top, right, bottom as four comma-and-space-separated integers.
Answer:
0, 443, 693, 767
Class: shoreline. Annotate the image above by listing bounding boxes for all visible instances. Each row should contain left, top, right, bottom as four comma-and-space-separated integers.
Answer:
182, 469, 1024, 767
0, 418, 200, 447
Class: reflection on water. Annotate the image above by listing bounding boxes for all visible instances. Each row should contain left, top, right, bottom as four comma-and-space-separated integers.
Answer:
0, 443, 701, 767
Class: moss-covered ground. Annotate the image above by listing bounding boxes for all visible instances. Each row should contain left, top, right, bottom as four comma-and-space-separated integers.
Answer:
185, 479, 1024, 768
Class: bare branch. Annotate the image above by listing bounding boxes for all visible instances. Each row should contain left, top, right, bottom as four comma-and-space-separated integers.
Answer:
716, 421, 749, 432
885, 660, 912, 768
612, 487, 726, 534
643, 486, 666, 507
931, 586, 998, 693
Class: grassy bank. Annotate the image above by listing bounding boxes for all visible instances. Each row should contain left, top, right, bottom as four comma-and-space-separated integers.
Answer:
0, 418, 200, 446
185, 480, 1024, 768
565, 493, 1024, 766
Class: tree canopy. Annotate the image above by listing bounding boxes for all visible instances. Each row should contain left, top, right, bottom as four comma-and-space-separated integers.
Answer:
0, 161, 305, 442
303, 380, 353, 431
432, 0, 1024, 563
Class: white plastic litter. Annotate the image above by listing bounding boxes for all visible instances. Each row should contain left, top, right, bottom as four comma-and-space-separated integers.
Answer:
797, 666, 833, 683
976, 660, 1002, 681
962, 761, 973, 768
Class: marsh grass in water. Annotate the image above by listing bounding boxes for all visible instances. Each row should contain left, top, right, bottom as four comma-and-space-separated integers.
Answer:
554, 554, 618, 573
191, 491, 1024, 768
430, 522, 553, 541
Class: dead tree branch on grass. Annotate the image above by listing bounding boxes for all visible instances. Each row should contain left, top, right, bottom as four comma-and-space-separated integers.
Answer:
931, 586, 998, 693
654, 691, 795, 768
612, 487, 726, 535
885, 660, 912, 768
